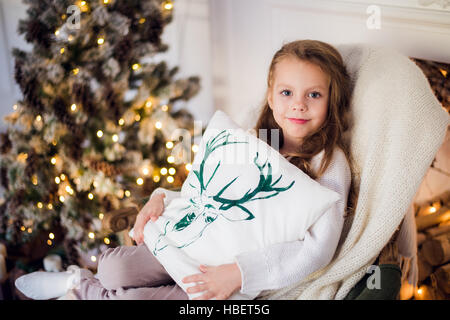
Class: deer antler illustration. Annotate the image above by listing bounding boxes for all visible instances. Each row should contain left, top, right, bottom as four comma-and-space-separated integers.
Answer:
192, 129, 248, 194
212, 151, 295, 221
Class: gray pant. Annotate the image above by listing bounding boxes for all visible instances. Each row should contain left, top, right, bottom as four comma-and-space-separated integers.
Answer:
72, 244, 188, 300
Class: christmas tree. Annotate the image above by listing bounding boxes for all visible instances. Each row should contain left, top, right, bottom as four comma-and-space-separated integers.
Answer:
0, 0, 201, 270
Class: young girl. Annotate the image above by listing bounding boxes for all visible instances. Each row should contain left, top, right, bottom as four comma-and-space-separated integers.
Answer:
15, 39, 357, 300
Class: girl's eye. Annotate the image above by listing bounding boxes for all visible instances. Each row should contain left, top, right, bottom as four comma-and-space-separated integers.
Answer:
308, 92, 321, 99
280, 90, 292, 97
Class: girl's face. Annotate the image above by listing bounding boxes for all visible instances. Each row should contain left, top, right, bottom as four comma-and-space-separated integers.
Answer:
267, 57, 330, 153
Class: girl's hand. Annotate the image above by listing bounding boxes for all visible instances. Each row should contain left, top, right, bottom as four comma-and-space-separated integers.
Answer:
182, 263, 242, 300
132, 193, 166, 245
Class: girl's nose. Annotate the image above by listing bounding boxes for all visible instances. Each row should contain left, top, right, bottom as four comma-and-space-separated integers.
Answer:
292, 96, 307, 111
292, 102, 307, 112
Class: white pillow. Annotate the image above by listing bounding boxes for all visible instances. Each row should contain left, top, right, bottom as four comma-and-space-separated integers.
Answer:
131, 110, 341, 300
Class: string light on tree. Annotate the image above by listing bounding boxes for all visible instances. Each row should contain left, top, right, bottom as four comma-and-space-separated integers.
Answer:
97, 37, 105, 45
166, 141, 173, 149
168, 167, 176, 175
428, 205, 437, 214
141, 165, 151, 175
65, 186, 74, 195
167, 176, 174, 183
97, 130, 103, 138
153, 175, 160, 183
155, 121, 162, 129
163, 1, 174, 11
192, 144, 199, 153
160, 167, 168, 175
71, 104, 77, 112
185, 163, 192, 171
136, 177, 144, 185
88, 193, 94, 200
79, 1, 89, 12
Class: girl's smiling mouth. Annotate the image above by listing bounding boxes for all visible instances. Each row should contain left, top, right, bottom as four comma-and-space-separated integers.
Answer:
288, 118, 309, 124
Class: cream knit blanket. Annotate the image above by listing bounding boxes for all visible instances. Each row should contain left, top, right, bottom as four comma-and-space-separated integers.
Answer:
261, 44, 449, 300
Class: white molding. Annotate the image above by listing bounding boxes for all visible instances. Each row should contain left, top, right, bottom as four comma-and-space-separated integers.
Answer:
268, 0, 450, 28
266, 0, 450, 63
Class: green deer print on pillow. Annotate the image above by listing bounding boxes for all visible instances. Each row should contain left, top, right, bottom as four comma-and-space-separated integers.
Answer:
152, 129, 295, 255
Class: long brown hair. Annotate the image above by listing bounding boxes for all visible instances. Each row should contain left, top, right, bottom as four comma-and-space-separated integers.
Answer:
254, 39, 358, 217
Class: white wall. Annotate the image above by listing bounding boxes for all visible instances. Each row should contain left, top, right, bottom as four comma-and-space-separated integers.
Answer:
210, 0, 450, 128
0, 0, 214, 132
0, 0, 32, 132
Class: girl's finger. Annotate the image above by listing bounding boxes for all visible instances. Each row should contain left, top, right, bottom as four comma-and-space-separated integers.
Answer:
193, 291, 215, 300
186, 283, 208, 294
182, 273, 203, 283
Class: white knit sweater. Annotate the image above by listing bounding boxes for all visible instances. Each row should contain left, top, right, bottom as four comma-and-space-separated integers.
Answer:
150, 146, 352, 296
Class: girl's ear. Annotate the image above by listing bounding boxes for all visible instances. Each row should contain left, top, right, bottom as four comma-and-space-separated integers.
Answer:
267, 89, 273, 110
